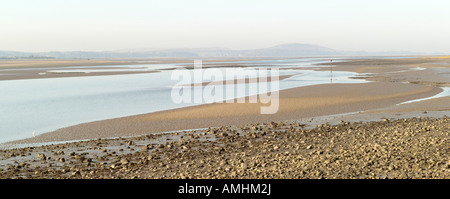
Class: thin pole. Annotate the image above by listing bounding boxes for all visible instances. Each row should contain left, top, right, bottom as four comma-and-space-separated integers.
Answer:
330, 58, 332, 82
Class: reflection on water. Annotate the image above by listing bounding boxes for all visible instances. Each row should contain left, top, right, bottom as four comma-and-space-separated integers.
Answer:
0, 58, 366, 143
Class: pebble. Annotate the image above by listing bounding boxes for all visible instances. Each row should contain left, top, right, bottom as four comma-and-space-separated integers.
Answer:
120, 159, 129, 165
0, 117, 448, 179
37, 154, 46, 161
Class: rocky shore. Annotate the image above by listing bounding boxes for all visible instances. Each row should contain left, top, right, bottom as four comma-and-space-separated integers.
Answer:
1, 116, 448, 179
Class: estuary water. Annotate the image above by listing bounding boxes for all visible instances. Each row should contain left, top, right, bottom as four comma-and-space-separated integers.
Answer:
0, 58, 366, 143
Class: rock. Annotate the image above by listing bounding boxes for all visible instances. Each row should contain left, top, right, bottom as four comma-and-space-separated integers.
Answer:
121, 159, 129, 165
388, 165, 395, 171
270, 122, 278, 128
110, 163, 120, 169
37, 153, 46, 161
147, 155, 158, 160
214, 146, 225, 153
219, 160, 227, 166
0, 117, 447, 179
72, 170, 81, 176
74, 155, 85, 162
241, 163, 247, 170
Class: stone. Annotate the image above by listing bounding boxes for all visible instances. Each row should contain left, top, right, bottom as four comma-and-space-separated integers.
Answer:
0, 117, 447, 179
241, 163, 247, 170
72, 170, 81, 176
37, 154, 46, 161
120, 159, 129, 165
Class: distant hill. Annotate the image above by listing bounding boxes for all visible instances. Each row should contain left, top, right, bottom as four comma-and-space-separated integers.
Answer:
237, 43, 344, 56
0, 43, 439, 59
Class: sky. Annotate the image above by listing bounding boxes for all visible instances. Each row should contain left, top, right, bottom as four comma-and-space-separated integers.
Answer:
1, 0, 450, 53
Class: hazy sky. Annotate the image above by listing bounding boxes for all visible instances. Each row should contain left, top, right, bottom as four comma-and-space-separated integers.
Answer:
2, 0, 450, 53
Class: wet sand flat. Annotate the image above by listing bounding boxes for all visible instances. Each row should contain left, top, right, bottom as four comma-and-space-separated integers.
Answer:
183, 73, 299, 87
0, 57, 295, 81
0, 59, 174, 81
3, 56, 449, 145
1, 56, 449, 179
10, 81, 442, 144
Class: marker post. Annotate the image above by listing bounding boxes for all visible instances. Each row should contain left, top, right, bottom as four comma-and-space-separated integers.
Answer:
330, 59, 333, 82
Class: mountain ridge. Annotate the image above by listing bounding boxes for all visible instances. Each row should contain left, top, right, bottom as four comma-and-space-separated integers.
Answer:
0, 43, 441, 59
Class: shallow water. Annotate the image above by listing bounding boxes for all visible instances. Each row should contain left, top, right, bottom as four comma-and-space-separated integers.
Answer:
398, 87, 450, 105
0, 58, 367, 143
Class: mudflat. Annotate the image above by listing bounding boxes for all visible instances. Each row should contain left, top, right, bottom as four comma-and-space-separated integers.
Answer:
9, 56, 449, 144
0, 56, 449, 179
